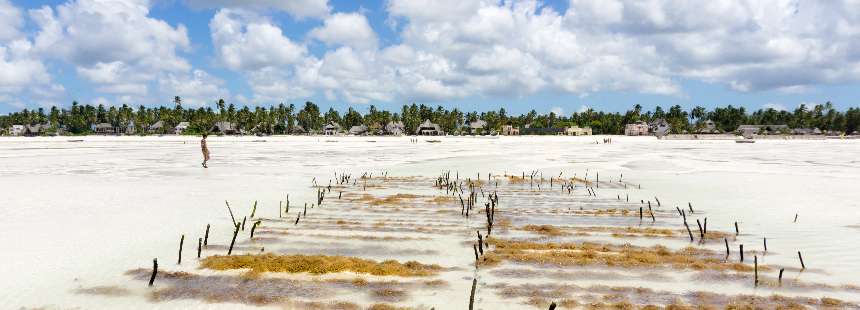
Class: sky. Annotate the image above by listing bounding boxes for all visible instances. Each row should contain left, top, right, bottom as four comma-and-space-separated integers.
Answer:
1, 0, 860, 115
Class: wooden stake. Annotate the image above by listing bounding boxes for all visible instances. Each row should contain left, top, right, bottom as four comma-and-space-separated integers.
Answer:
778, 268, 785, 284
696, 219, 704, 239
148, 258, 157, 287
241, 216, 246, 231
226, 201, 236, 225
473, 244, 479, 261
794, 213, 798, 223
549, 302, 557, 310
294, 213, 300, 225
754, 255, 758, 286
648, 205, 655, 222
197, 237, 202, 258
739, 244, 744, 262
763, 238, 767, 252
203, 224, 210, 247
724, 238, 730, 257
735, 221, 739, 235
250, 200, 257, 218
639, 206, 643, 220
227, 223, 239, 255
798, 251, 805, 269
177, 234, 184, 265
468, 278, 477, 310
684, 223, 694, 242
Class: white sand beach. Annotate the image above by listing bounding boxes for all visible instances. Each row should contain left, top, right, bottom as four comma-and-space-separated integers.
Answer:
1, 135, 859, 309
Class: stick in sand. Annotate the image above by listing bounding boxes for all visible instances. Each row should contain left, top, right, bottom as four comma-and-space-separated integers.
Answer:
148, 258, 158, 287
227, 223, 240, 255
226, 201, 236, 225
798, 251, 806, 269
724, 238, 730, 256
203, 224, 210, 247
468, 278, 477, 310
778, 268, 785, 284
197, 237, 202, 258
177, 235, 184, 264
739, 244, 744, 262
754, 255, 759, 286
684, 223, 694, 242
549, 302, 557, 310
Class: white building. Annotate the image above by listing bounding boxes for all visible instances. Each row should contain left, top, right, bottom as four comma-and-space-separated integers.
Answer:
10, 125, 25, 136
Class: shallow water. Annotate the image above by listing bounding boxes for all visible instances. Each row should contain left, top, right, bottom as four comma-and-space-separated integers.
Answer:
1, 135, 859, 309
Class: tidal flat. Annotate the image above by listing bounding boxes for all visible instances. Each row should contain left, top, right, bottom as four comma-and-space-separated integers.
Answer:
1, 135, 859, 309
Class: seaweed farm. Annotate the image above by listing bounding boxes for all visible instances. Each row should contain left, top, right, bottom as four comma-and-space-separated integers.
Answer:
2, 136, 860, 309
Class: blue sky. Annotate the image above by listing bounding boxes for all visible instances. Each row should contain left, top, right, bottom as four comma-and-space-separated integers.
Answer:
1, 0, 858, 115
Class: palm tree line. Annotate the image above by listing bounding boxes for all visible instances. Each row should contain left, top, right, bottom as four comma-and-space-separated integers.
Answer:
2, 98, 859, 135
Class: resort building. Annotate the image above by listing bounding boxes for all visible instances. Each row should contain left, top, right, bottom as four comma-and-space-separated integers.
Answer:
564, 126, 592, 136
501, 125, 519, 135
385, 121, 405, 135
148, 121, 165, 134
24, 124, 48, 136
290, 125, 307, 135
10, 124, 25, 136
348, 125, 368, 135
792, 128, 822, 135
624, 121, 649, 136
174, 122, 190, 135
416, 119, 443, 135
736, 124, 789, 136
94, 123, 116, 135
323, 121, 342, 135
649, 119, 671, 136
212, 121, 237, 135
467, 119, 487, 135
697, 120, 720, 134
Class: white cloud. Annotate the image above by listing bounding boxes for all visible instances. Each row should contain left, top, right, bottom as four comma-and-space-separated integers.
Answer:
184, 0, 330, 19
210, 9, 307, 71
0, 0, 23, 42
158, 70, 230, 107
27, 0, 194, 102
309, 12, 378, 50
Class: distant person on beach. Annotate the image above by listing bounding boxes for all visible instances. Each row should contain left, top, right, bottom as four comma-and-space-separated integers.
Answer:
201, 133, 210, 168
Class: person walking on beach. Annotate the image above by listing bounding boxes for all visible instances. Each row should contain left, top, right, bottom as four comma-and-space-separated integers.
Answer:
201, 133, 210, 168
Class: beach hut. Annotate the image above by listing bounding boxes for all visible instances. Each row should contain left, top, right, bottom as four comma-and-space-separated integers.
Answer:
736, 124, 789, 135
24, 124, 49, 136
349, 125, 368, 135
174, 122, 190, 135
94, 123, 116, 135
624, 121, 649, 136
323, 121, 342, 135
416, 119, 442, 136
564, 126, 592, 136
148, 121, 165, 134
649, 119, 671, 136
792, 128, 822, 135
211, 121, 236, 135
290, 125, 307, 135
467, 119, 487, 135
384, 121, 405, 135
696, 120, 720, 134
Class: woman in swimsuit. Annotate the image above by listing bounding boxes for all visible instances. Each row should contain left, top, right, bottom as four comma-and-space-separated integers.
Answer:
201, 133, 210, 168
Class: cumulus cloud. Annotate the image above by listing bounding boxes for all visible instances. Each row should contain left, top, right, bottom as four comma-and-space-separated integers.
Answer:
210, 9, 307, 71
0, 0, 23, 42
309, 12, 378, 50
184, 0, 330, 19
